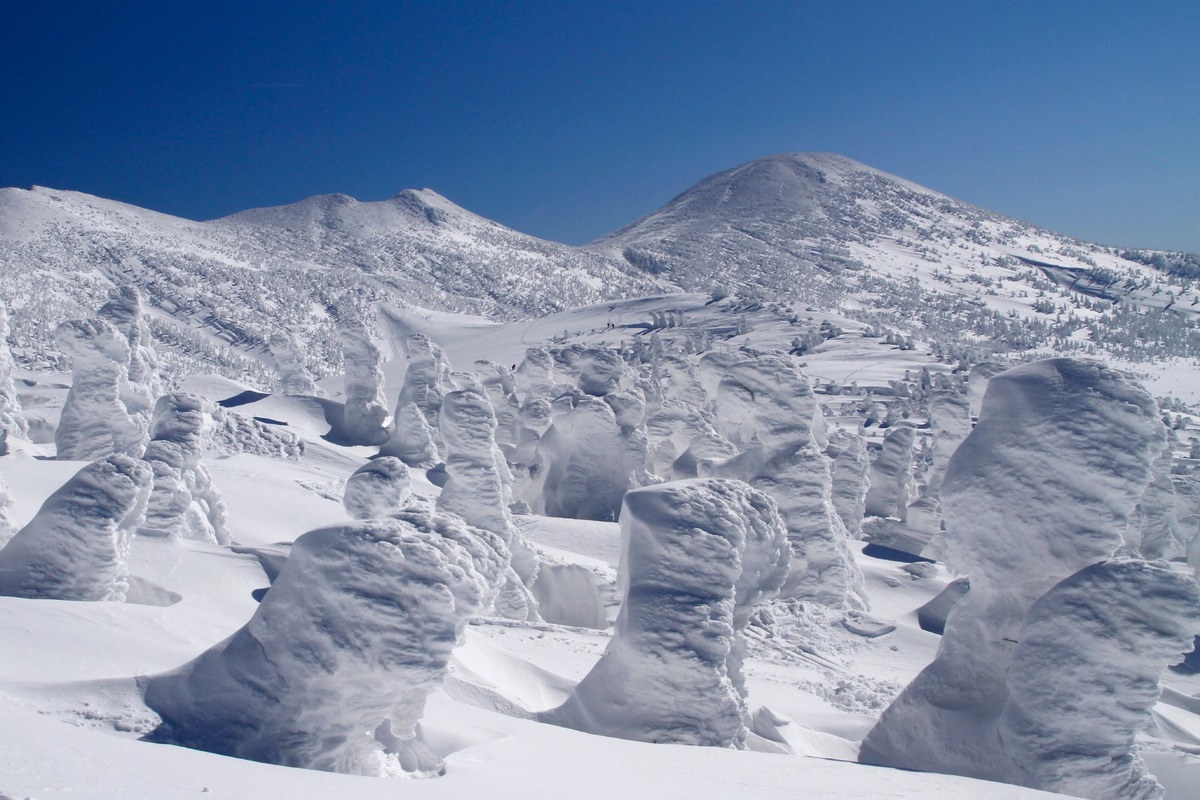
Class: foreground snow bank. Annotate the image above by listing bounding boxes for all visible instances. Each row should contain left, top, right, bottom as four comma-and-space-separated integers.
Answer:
543, 478, 789, 747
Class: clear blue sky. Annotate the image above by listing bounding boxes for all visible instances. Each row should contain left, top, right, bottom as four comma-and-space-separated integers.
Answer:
4, 1, 1198, 251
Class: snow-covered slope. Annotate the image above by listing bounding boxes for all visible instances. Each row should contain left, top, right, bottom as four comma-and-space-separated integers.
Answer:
590, 153, 1200, 365
0, 185, 660, 382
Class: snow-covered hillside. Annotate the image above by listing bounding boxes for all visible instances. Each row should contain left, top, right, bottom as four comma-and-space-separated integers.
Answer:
2, 282, 1200, 800
591, 152, 1200, 366
3, 153, 1200, 394
2, 154, 1200, 800
0, 185, 659, 383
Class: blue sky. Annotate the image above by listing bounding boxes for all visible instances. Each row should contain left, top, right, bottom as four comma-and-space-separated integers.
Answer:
4, 1, 1197, 251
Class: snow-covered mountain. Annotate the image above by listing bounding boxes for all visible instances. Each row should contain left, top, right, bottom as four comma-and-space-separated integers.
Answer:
3, 153, 1200, 798
0, 185, 660, 382
5, 153, 1199, 393
591, 152, 1200, 365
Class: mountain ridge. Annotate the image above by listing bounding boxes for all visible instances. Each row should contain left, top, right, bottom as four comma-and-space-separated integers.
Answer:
2, 153, 1198, 386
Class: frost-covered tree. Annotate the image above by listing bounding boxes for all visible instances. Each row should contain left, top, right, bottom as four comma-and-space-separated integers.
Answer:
342, 457, 412, 520
826, 429, 870, 540
863, 424, 915, 520
139, 393, 228, 544
268, 332, 320, 395
437, 389, 538, 620
542, 479, 789, 747
337, 317, 392, 446
701, 353, 865, 609
0, 304, 28, 443
379, 333, 455, 465
144, 510, 507, 776
54, 318, 146, 461
999, 559, 1200, 800
860, 359, 1186, 800
0, 454, 151, 601
97, 284, 162, 420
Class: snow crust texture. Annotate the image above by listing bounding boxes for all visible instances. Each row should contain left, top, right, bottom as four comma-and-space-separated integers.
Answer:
144, 510, 505, 776
0, 454, 151, 601
543, 478, 789, 748
860, 358, 1189, 800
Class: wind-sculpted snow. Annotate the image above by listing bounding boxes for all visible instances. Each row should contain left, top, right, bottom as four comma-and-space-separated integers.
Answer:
826, 429, 870, 540
206, 406, 305, 461
381, 333, 452, 465
860, 358, 1177, 799
1130, 443, 1186, 561
139, 393, 228, 543
701, 353, 865, 609
542, 479, 789, 747
0, 474, 15, 549
343, 457, 412, 520
97, 284, 162, 419
0, 454, 151, 601
54, 318, 146, 461
538, 395, 638, 522
437, 389, 538, 620
0, 305, 27, 443
337, 318, 392, 446
144, 511, 504, 776
576, 347, 626, 396
999, 560, 1200, 800
268, 332, 320, 395
863, 424, 915, 520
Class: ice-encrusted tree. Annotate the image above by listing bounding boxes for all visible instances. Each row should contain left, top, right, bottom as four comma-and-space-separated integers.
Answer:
701, 353, 866, 609
97, 284, 162, 420
537, 395, 638, 521
863, 424, 915, 520
139, 393, 228, 544
144, 510, 508, 777
826, 429, 870, 540
513, 346, 560, 404
0, 474, 16, 549
999, 559, 1200, 800
54, 318, 146, 461
337, 316, 392, 446
437, 389, 538, 620
542, 478, 790, 747
343, 457, 412, 520
860, 358, 1188, 800
0, 304, 28, 444
381, 333, 452, 464
267, 332, 320, 395
0, 454, 152, 601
